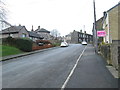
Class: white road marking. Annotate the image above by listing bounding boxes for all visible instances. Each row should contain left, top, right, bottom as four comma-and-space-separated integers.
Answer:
61, 46, 87, 90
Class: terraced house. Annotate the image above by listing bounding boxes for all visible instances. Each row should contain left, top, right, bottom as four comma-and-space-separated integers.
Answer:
66, 30, 93, 44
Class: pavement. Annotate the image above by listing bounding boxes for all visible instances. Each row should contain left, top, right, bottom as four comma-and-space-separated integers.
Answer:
65, 45, 118, 88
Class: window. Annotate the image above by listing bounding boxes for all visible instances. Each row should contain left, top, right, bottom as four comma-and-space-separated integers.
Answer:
10, 34, 13, 37
22, 33, 26, 38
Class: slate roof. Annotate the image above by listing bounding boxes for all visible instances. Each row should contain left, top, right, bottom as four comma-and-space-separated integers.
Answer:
0, 26, 26, 34
28, 31, 44, 39
35, 28, 50, 33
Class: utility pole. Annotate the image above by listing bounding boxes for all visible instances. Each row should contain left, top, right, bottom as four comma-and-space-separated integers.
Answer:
83, 25, 85, 41
93, 0, 98, 53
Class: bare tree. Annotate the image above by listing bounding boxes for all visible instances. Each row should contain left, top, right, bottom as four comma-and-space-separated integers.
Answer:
0, 0, 10, 30
0, 0, 7, 20
50, 29, 60, 39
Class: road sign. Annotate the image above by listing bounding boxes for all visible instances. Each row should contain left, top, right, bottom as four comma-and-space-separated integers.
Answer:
97, 30, 106, 37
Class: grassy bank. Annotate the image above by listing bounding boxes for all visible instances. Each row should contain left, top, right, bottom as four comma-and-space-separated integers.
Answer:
0, 45, 23, 57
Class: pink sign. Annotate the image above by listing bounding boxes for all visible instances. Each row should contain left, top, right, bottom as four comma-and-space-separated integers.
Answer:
97, 31, 106, 37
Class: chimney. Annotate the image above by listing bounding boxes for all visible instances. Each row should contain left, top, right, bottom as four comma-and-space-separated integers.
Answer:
84, 31, 86, 34
103, 11, 106, 16
31, 25, 34, 31
80, 30, 82, 33
38, 26, 40, 30
19, 24, 21, 26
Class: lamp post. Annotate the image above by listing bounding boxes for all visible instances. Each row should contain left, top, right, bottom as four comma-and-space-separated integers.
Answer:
93, 0, 98, 53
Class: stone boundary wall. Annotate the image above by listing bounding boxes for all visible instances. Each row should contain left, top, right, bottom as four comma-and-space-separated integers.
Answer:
100, 40, 120, 70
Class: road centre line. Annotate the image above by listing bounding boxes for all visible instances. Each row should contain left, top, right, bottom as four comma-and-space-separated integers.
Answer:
61, 46, 87, 90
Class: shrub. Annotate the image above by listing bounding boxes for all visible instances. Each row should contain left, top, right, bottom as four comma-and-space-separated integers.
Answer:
2, 37, 33, 52
52, 43, 60, 47
2, 36, 16, 46
15, 38, 33, 52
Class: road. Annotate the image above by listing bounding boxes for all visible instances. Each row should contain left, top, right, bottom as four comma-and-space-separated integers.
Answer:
2, 44, 118, 88
2, 44, 86, 88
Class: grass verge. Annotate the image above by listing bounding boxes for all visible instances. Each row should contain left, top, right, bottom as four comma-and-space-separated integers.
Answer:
0, 45, 23, 57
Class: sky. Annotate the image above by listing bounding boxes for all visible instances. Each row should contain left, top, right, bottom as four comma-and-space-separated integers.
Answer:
4, 0, 120, 36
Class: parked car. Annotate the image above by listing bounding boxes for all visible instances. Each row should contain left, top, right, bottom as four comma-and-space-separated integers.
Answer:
82, 41, 87, 45
60, 42, 69, 47
38, 43, 44, 46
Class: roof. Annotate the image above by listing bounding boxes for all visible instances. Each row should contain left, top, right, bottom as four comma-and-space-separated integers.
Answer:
102, 2, 120, 24
0, 25, 26, 34
28, 31, 44, 39
35, 28, 50, 33
107, 2, 120, 12
96, 17, 104, 23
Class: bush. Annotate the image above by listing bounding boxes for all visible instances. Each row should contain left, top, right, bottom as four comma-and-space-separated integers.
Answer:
52, 43, 60, 47
2, 37, 33, 52
15, 38, 33, 52
2, 36, 16, 46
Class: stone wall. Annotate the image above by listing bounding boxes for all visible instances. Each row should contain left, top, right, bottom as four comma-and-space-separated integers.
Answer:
110, 40, 120, 70
100, 44, 111, 65
100, 40, 120, 70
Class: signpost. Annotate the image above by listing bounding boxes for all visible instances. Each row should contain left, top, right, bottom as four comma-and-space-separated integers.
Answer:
97, 30, 106, 37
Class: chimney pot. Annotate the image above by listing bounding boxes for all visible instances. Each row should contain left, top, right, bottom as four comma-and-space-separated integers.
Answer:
38, 26, 40, 29
31, 25, 34, 31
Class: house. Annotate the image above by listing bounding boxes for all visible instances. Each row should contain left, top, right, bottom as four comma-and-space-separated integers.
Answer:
35, 26, 51, 40
103, 3, 120, 43
96, 17, 104, 43
0, 25, 29, 38
102, 2, 120, 69
65, 33, 72, 43
0, 25, 43, 41
28, 31, 43, 41
69, 30, 93, 44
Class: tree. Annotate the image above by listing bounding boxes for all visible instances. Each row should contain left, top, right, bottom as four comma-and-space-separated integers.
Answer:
0, 0, 10, 30
0, 0, 7, 21
50, 29, 60, 39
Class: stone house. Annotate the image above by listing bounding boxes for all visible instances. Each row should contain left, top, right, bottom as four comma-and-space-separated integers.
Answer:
0, 25, 29, 38
96, 17, 104, 43
103, 3, 119, 43
102, 2, 120, 69
35, 26, 51, 40
65, 33, 72, 43
0, 25, 43, 41
28, 31, 43, 41
70, 30, 93, 44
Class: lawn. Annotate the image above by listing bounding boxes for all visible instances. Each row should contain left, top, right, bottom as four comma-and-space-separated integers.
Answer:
0, 45, 23, 57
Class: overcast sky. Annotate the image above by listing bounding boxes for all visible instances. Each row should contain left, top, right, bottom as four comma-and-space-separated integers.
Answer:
5, 0, 120, 36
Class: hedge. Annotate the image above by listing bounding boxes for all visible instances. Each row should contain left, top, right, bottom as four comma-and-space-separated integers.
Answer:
2, 37, 33, 52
